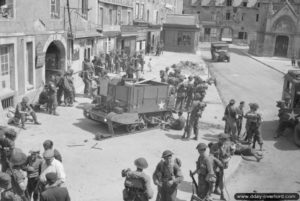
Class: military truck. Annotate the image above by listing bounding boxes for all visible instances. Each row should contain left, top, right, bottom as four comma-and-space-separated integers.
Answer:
276, 70, 300, 146
84, 79, 174, 134
210, 42, 230, 62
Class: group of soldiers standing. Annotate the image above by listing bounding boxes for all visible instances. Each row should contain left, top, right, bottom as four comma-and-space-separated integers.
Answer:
0, 126, 70, 201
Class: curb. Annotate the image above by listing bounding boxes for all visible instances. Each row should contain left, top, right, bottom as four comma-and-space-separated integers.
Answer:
238, 50, 285, 75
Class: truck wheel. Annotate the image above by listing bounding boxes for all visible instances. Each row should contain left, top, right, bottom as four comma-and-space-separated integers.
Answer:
126, 124, 136, 133
294, 124, 300, 147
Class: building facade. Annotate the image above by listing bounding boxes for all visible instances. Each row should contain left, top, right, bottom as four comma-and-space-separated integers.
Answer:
0, 0, 183, 108
249, 0, 300, 58
183, 0, 261, 43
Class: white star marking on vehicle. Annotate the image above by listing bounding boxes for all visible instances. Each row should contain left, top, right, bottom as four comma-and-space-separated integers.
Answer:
158, 101, 165, 110
288, 110, 297, 120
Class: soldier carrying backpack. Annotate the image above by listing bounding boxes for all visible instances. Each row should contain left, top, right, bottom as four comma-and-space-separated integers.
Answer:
122, 158, 153, 201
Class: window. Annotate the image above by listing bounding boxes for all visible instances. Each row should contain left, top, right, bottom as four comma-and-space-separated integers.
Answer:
0, 0, 14, 19
117, 9, 121, 25
114, 8, 117, 25
256, 14, 259, 22
135, 3, 139, 19
109, 9, 112, 25
82, 0, 88, 19
155, 10, 158, 24
238, 32, 247, 40
50, 0, 60, 19
242, 2, 247, 7
98, 6, 103, 27
226, 12, 231, 20
177, 32, 192, 46
257, 3, 260, 8
204, 28, 211, 35
140, 4, 144, 19
127, 11, 131, 25
226, 0, 232, 6
0, 45, 13, 92
241, 13, 245, 21
147, 9, 150, 22
26, 42, 34, 88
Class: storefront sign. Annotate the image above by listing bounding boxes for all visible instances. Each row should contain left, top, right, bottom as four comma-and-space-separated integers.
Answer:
35, 42, 45, 68
99, 0, 133, 7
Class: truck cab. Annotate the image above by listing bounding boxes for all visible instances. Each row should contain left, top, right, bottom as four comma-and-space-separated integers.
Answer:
210, 42, 230, 62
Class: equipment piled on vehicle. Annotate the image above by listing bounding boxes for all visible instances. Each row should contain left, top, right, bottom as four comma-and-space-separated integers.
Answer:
84, 78, 174, 134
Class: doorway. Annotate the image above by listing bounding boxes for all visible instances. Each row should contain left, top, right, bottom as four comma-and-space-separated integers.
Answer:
45, 41, 65, 83
274, 35, 289, 57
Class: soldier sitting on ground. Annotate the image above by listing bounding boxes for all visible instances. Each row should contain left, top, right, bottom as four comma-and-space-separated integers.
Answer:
122, 157, 153, 201
164, 111, 186, 131
13, 96, 41, 130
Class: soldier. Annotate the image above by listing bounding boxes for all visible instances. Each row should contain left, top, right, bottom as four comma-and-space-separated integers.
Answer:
0, 126, 17, 172
47, 76, 59, 116
7, 148, 29, 201
194, 82, 208, 102
14, 96, 41, 130
41, 172, 71, 201
191, 143, 216, 200
153, 150, 183, 201
209, 133, 232, 201
175, 79, 186, 111
56, 72, 64, 106
164, 111, 186, 131
231, 142, 263, 162
188, 101, 206, 140
122, 157, 153, 201
63, 71, 74, 106
185, 83, 194, 110
160, 70, 167, 83
223, 99, 238, 141
25, 148, 43, 201
236, 101, 245, 137
244, 103, 263, 151
43, 140, 62, 163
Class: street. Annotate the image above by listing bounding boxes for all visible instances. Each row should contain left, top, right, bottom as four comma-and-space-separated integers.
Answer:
200, 43, 300, 196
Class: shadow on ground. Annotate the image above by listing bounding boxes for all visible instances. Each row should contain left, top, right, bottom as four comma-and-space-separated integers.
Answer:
201, 133, 219, 142
178, 180, 193, 194
165, 132, 184, 140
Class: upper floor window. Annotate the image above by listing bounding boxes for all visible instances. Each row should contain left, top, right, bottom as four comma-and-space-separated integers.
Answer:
257, 3, 260, 8
82, 0, 88, 19
135, 3, 139, 19
50, 0, 60, 19
0, 0, 14, 19
256, 14, 259, 22
127, 11, 132, 25
242, 2, 247, 7
226, 12, 231, 20
226, 0, 232, 6
140, 4, 144, 19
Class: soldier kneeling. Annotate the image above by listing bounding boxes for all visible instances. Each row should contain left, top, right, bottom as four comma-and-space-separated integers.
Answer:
122, 157, 153, 201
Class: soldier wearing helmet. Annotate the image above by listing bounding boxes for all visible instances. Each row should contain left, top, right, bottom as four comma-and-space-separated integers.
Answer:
153, 150, 183, 201
223, 99, 238, 141
175, 78, 186, 111
14, 96, 41, 130
244, 103, 263, 151
186, 101, 206, 140
0, 126, 17, 172
209, 134, 232, 201
185, 83, 194, 110
191, 143, 216, 200
122, 157, 153, 201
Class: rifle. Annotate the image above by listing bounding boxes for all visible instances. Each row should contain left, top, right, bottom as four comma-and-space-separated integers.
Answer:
189, 170, 198, 194
182, 112, 190, 138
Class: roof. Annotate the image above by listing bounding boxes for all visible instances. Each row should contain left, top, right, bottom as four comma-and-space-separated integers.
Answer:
165, 14, 198, 25
198, 0, 258, 7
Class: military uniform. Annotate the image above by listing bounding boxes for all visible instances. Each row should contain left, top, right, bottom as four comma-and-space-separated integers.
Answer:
236, 104, 244, 136
47, 81, 58, 115
123, 158, 153, 201
153, 151, 183, 201
175, 82, 186, 111
185, 84, 194, 110
187, 101, 204, 140
0, 127, 17, 172
209, 134, 232, 201
194, 143, 216, 199
244, 103, 263, 149
224, 100, 238, 140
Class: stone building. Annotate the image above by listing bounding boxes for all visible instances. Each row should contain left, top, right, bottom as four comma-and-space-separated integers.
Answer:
249, 0, 300, 58
183, 0, 261, 43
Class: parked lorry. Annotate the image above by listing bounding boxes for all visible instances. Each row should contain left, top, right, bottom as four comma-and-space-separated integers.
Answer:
210, 42, 230, 62
84, 79, 174, 134
276, 70, 300, 146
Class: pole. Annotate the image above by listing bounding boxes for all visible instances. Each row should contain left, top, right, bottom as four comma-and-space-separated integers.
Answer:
66, 0, 73, 56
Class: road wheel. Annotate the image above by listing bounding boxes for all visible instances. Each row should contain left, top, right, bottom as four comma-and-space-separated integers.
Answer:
294, 124, 300, 147
126, 124, 136, 133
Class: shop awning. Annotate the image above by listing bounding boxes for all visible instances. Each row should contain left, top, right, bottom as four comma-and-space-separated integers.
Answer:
74, 31, 103, 39
103, 31, 121, 37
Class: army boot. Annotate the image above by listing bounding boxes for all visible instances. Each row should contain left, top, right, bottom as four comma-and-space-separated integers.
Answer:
220, 192, 226, 201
